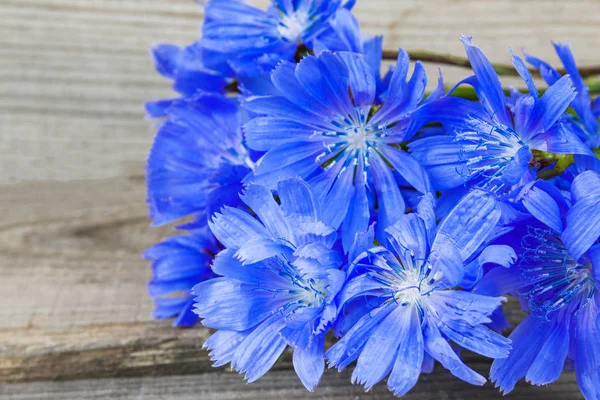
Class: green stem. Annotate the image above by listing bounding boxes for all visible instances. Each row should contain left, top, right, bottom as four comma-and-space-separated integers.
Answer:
382, 49, 600, 78
444, 77, 600, 100
533, 151, 575, 180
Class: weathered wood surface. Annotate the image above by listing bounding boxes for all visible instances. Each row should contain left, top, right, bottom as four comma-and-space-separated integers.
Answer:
0, 367, 583, 400
3, 0, 600, 184
0, 174, 529, 386
0, 0, 597, 398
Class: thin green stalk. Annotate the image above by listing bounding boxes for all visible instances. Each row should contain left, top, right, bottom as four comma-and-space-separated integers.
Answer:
445, 77, 600, 100
382, 49, 600, 78
534, 151, 575, 180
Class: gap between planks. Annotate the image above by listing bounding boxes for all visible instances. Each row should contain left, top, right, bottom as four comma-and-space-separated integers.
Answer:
0, 365, 583, 400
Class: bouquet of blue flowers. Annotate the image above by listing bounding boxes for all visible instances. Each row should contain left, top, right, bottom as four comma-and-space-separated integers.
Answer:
144, 1, 600, 398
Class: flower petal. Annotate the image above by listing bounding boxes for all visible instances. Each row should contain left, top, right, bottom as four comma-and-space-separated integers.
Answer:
252, 142, 325, 189
431, 189, 501, 285
370, 57, 426, 127
319, 161, 355, 229
341, 160, 370, 252
152, 298, 187, 319
429, 239, 464, 288
490, 314, 554, 394
347, 223, 376, 265
520, 184, 565, 232
338, 273, 387, 308
232, 316, 288, 383
295, 54, 352, 117
352, 305, 420, 391
244, 117, 319, 151
530, 121, 594, 156
368, 48, 409, 126
370, 153, 406, 240
312, 9, 362, 55
511, 50, 538, 99
209, 206, 269, 249
525, 52, 561, 86
204, 329, 251, 368
525, 318, 569, 386
193, 278, 291, 331
460, 35, 511, 127
562, 195, 600, 261
243, 95, 322, 124
293, 334, 325, 391
409, 135, 469, 191
385, 214, 429, 262
589, 244, 600, 282
337, 51, 376, 112
211, 249, 289, 287
423, 320, 486, 386
571, 170, 600, 203
379, 145, 431, 194
431, 290, 505, 325
573, 296, 600, 399
151, 43, 181, 79
434, 312, 511, 359
235, 237, 293, 265
387, 306, 424, 397
271, 61, 328, 113
501, 146, 533, 186
473, 265, 522, 297
527, 75, 576, 133
277, 177, 322, 222
554, 43, 599, 135
240, 184, 290, 240
578, 368, 600, 400
326, 304, 395, 370
145, 234, 214, 282
477, 245, 517, 268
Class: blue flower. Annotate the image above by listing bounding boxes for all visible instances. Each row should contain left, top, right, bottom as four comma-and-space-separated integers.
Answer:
410, 36, 593, 193
526, 42, 600, 172
146, 41, 235, 117
326, 192, 512, 397
244, 49, 444, 251
311, 8, 391, 99
475, 171, 600, 398
146, 93, 252, 227
526, 43, 599, 146
144, 230, 218, 327
193, 178, 347, 391
202, 0, 355, 78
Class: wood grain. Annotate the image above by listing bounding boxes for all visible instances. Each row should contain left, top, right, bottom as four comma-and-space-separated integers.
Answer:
0, 0, 597, 398
0, 172, 529, 384
0, 367, 583, 400
2, 0, 600, 183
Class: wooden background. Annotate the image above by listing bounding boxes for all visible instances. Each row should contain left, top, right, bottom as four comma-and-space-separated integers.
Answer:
1, 0, 599, 398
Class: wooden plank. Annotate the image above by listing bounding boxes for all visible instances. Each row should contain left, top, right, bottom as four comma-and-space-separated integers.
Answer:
0, 1, 592, 398
0, 175, 220, 383
0, 367, 583, 400
0, 173, 527, 383
1, 0, 599, 183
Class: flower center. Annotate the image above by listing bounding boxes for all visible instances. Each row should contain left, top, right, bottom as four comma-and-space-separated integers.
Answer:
313, 109, 391, 169
392, 267, 421, 302
520, 226, 596, 320
277, 11, 309, 41
296, 279, 327, 307
456, 117, 527, 189
347, 124, 371, 151
386, 260, 439, 308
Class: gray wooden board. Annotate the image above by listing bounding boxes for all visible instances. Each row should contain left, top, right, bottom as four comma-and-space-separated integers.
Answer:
0, 0, 598, 398
0, 174, 530, 385
2, 0, 600, 183
0, 367, 583, 400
